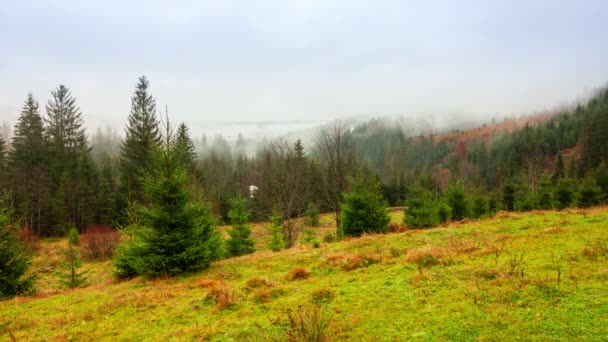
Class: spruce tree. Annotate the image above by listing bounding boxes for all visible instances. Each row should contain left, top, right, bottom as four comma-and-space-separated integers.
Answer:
56, 227, 88, 289
446, 182, 468, 220
551, 152, 565, 183
226, 195, 255, 257
120, 76, 161, 205
577, 177, 601, 208
114, 123, 221, 278
555, 178, 576, 210
536, 176, 554, 209
97, 159, 118, 226
174, 122, 196, 172
340, 175, 390, 236
502, 182, 516, 211
10, 94, 48, 234
45, 85, 88, 233
404, 186, 440, 228
266, 214, 285, 252
0, 208, 35, 298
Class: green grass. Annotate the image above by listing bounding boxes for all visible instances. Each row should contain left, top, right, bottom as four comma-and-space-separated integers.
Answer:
2, 208, 608, 341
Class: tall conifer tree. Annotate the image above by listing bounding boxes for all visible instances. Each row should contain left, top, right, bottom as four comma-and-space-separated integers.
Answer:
45, 85, 88, 233
10, 94, 50, 234
120, 76, 161, 206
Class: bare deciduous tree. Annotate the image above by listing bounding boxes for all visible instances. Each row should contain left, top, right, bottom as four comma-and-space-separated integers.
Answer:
313, 121, 356, 231
259, 139, 308, 248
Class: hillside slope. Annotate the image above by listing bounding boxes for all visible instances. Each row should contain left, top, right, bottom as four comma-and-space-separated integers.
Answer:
2, 209, 608, 341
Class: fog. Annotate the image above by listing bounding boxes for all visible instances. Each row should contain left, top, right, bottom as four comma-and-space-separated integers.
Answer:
1, 0, 607, 141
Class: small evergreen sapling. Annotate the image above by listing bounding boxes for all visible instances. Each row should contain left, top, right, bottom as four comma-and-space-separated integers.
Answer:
340, 175, 390, 236
577, 177, 601, 208
404, 186, 440, 229
57, 227, 89, 289
304, 202, 320, 227
267, 214, 285, 252
226, 195, 255, 257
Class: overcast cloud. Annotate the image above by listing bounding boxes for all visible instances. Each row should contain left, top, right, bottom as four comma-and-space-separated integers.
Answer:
1, 0, 607, 138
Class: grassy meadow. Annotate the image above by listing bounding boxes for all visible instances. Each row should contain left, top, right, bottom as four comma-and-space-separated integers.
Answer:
1, 208, 608, 341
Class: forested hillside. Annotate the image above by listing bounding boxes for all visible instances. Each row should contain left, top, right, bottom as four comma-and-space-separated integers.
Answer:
1, 78, 605, 237
1, 77, 608, 338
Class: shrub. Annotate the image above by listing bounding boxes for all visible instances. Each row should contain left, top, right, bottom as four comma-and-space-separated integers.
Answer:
311, 239, 320, 248
226, 195, 256, 257
81, 225, 121, 260
286, 266, 310, 281
340, 175, 390, 236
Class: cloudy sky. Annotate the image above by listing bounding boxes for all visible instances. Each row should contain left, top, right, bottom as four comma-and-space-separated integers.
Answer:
1, 0, 607, 138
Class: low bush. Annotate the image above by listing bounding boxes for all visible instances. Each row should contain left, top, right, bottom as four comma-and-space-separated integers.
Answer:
81, 225, 121, 260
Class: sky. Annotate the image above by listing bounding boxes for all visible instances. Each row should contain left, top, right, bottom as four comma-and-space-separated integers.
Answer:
1, 0, 607, 139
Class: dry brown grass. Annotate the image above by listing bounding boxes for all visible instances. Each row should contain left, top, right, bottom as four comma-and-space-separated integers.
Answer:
244, 276, 273, 290
285, 266, 310, 281
323, 252, 382, 271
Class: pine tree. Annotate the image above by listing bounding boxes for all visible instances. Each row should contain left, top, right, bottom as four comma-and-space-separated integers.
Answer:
119, 76, 161, 205
10, 94, 48, 234
45, 85, 88, 232
114, 122, 221, 278
340, 175, 390, 236
226, 195, 255, 257
174, 122, 196, 172
0, 208, 35, 298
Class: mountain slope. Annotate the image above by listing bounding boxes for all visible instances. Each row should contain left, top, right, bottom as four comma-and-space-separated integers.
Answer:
1, 208, 608, 341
